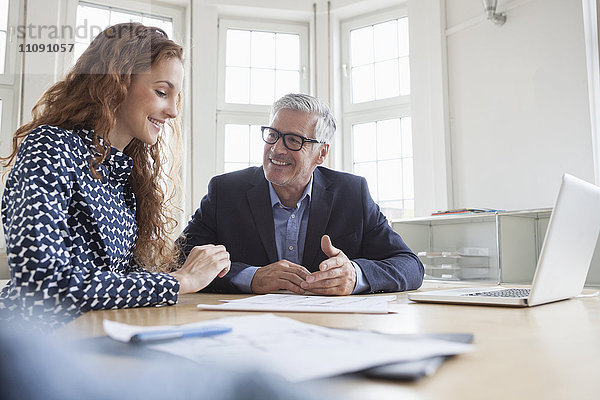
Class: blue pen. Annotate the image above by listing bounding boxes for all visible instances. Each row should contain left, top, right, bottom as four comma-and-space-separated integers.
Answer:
130, 325, 232, 343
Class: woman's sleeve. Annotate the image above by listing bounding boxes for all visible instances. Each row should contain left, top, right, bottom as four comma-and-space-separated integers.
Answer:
2, 132, 179, 320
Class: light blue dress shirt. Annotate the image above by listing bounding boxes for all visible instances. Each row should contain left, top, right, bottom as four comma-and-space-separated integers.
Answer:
231, 176, 368, 293
270, 177, 313, 265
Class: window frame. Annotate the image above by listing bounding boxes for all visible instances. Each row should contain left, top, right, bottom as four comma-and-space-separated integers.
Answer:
0, 85, 16, 153
0, 0, 23, 156
343, 104, 413, 216
340, 7, 414, 218
342, 102, 411, 171
66, 1, 185, 72
0, 0, 22, 132
216, 111, 266, 174
216, 17, 309, 174
0, 1, 25, 252
0, 0, 20, 86
217, 17, 309, 114
340, 6, 410, 115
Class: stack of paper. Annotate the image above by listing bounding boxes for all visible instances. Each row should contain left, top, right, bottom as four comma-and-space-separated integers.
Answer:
197, 294, 397, 314
103, 314, 473, 382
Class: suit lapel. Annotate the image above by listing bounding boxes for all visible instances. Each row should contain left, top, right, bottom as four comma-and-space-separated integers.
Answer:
247, 170, 278, 263
303, 168, 334, 270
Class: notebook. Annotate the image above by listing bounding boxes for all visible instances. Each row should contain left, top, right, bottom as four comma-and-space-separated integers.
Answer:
408, 174, 600, 307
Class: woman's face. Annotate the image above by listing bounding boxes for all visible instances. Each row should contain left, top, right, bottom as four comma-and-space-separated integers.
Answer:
112, 57, 184, 150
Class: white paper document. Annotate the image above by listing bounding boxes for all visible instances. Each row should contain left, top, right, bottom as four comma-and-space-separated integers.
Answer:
103, 314, 473, 382
197, 294, 397, 314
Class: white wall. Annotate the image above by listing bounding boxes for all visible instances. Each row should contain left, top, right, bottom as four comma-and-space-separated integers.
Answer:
189, 2, 219, 217
407, 0, 453, 216
445, 0, 594, 211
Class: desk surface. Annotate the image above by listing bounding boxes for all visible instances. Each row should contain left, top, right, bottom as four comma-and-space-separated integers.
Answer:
59, 284, 600, 400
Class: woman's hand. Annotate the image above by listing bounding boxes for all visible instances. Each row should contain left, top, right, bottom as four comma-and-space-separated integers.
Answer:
171, 244, 230, 294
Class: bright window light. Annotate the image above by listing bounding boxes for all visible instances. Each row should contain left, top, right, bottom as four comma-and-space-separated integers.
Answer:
352, 117, 414, 218
350, 17, 410, 104
74, 2, 173, 65
224, 28, 301, 105
224, 124, 263, 173
0, 0, 10, 74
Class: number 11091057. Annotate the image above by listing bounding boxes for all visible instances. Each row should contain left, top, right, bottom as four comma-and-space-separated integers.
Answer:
19, 43, 74, 52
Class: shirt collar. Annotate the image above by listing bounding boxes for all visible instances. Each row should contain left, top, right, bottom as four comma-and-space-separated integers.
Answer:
104, 147, 133, 185
77, 127, 133, 185
269, 175, 313, 209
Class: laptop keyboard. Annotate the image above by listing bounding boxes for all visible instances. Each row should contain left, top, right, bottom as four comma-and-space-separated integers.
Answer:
464, 288, 530, 298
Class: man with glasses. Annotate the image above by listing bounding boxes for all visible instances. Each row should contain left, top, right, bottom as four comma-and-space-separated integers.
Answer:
178, 93, 423, 295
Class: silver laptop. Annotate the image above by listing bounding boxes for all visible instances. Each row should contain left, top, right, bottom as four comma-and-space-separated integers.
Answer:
408, 174, 600, 307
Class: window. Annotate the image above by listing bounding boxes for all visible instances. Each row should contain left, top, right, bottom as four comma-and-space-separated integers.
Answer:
225, 29, 301, 105
223, 124, 263, 173
0, 0, 8, 75
352, 117, 413, 218
0, 0, 23, 250
75, 2, 173, 63
342, 9, 413, 219
349, 17, 410, 103
217, 18, 309, 173
0, 0, 21, 156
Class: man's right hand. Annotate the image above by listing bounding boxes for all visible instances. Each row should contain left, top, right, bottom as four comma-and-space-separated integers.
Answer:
251, 260, 311, 294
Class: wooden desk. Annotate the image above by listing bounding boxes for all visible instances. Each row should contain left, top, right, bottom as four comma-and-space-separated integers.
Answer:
59, 285, 600, 400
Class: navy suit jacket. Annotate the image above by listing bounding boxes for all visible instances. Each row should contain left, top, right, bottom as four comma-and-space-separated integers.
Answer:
178, 166, 424, 293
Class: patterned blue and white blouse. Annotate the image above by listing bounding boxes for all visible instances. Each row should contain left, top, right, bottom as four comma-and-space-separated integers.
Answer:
0, 125, 179, 327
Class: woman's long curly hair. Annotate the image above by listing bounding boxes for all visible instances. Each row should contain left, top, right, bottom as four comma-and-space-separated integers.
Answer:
0, 23, 184, 272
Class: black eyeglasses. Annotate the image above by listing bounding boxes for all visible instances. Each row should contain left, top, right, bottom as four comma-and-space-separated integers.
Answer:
261, 126, 323, 151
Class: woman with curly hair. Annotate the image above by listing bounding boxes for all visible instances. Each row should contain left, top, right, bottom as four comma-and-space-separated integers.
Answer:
0, 23, 229, 327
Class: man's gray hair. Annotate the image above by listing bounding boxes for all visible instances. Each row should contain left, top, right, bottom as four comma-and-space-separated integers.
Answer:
270, 93, 336, 144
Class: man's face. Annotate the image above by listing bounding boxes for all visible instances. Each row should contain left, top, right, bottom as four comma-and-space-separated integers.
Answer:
263, 109, 329, 194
